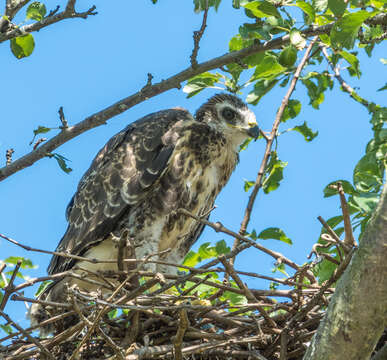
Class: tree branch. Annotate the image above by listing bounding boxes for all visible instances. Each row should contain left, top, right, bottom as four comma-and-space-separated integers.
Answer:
304, 182, 387, 360
0, 3, 97, 43
0, 23, 349, 182
231, 36, 319, 259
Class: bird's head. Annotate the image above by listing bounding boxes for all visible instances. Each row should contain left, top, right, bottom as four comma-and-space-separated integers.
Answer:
195, 93, 259, 149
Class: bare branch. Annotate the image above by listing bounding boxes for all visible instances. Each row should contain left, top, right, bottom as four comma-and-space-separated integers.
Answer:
0, 22, 353, 182
321, 46, 370, 109
190, 0, 209, 68
0, 4, 97, 43
232, 36, 319, 260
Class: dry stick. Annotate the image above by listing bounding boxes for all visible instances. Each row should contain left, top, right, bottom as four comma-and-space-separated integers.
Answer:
98, 325, 125, 360
317, 216, 352, 255
3, 19, 376, 183
0, 310, 55, 360
231, 36, 319, 264
0, 310, 77, 343
178, 208, 299, 270
219, 255, 277, 328
174, 309, 189, 360
151, 242, 251, 295
0, 232, 104, 264
280, 329, 288, 360
68, 276, 133, 360
190, 0, 209, 67
0, 260, 22, 311
337, 182, 357, 247
321, 46, 370, 109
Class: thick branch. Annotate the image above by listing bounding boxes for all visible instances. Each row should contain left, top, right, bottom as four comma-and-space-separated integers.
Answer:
304, 182, 387, 360
0, 23, 346, 182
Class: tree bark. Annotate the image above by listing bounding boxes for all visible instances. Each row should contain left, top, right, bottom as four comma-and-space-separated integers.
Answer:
304, 182, 387, 360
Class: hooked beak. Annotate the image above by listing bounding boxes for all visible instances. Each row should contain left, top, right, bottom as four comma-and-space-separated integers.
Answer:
246, 125, 260, 140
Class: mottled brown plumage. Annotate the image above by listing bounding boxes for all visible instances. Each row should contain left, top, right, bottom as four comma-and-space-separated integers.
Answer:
29, 93, 259, 333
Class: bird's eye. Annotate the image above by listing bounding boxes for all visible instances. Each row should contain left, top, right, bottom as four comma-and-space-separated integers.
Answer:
222, 107, 236, 123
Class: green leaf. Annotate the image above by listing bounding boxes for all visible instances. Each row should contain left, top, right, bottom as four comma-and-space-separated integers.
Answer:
262, 151, 287, 194
295, 1, 315, 22
239, 137, 252, 151
222, 291, 247, 306
35, 280, 52, 297
323, 180, 355, 197
380, 58, 387, 65
10, 34, 35, 59
183, 72, 222, 98
50, 153, 73, 174
289, 29, 306, 50
328, 0, 346, 17
246, 78, 278, 105
312, 0, 328, 12
339, 51, 360, 78
33, 125, 51, 136
241, 0, 281, 18
281, 99, 301, 122
330, 11, 375, 49
290, 121, 318, 141
258, 227, 292, 245
194, 0, 222, 12
352, 193, 379, 213
279, 45, 298, 67
5, 256, 36, 269
108, 309, 118, 319
314, 257, 337, 283
353, 152, 383, 192
183, 250, 200, 267
198, 242, 217, 259
215, 240, 230, 255
377, 83, 387, 91
26, 2, 47, 21
252, 54, 285, 80
272, 263, 289, 276
244, 180, 255, 192
0, 324, 13, 335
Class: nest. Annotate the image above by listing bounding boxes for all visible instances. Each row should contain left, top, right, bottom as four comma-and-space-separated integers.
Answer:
0, 239, 355, 360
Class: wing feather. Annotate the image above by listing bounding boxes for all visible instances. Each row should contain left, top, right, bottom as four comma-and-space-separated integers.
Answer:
48, 109, 193, 274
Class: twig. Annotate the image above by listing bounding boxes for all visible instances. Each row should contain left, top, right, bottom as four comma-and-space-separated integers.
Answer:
231, 36, 319, 263
178, 208, 300, 271
0, 260, 22, 311
0, 310, 77, 343
58, 106, 68, 128
174, 309, 189, 360
336, 182, 356, 248
5, 148, 14, 165
321, 46, 369, 109
0, 310, 55, 360
317, 216, 352, 253
219, 255, 277, 328
190, 0, 209, 68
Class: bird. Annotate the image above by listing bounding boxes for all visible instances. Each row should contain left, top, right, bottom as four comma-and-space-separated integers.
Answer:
28, 93, 259, 333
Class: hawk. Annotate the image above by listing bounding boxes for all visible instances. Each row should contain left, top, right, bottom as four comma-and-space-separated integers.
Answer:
29, 93, 259, 332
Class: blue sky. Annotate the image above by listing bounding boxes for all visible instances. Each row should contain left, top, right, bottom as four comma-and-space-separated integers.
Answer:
0, 1, 385, 325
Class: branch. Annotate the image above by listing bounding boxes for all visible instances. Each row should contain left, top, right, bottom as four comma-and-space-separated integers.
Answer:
178, 208, 300, 271
304, 182, 387, 360
0, 4, 97, 43
0, 21, 353, 182
190, 0, 209, 68
321, 46, 370, 109
232, 37, 319, 258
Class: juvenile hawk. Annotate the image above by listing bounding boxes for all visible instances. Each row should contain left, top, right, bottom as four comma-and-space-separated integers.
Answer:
29, 93, 259, 331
